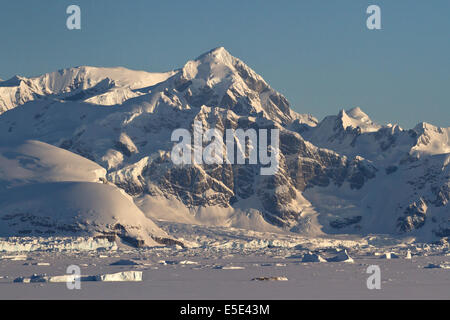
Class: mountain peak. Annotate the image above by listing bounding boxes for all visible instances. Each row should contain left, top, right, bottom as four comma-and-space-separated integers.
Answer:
0, 75, 27, 87
180, 46, 261, 93
175, 47, 296, 124
411, 122, 450, 156
186, 47, 237, 75
346, 107, 369, 120
195, 46, 231, 62
337, 107, 380, 133
414, 122, 435, 131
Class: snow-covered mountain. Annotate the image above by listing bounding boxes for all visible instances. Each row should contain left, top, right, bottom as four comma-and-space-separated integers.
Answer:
300, 108, 449, 166
0, 66, 175, 113
0, 47, 448, 242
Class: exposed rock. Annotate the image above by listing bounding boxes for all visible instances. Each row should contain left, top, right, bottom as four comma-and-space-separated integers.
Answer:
397, 198, 428, 233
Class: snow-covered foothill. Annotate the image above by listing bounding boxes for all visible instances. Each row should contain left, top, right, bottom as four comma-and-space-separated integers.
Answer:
0, 140, 106, 191
0, 140, 170, 246
0, 181, 167, 245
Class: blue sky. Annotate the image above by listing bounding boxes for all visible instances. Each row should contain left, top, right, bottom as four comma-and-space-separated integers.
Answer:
0, 0, 449, 128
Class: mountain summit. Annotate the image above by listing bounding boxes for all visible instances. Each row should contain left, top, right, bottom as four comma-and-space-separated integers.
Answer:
164, 46, 301, 125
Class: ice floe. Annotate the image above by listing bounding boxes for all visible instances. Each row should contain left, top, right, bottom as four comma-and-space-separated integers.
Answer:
0, 237, 117, 252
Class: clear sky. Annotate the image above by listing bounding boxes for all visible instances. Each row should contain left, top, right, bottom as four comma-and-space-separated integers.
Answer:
0, 0, 449, 128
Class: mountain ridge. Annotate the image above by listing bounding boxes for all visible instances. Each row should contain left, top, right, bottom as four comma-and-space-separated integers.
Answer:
0, 47, 448, 242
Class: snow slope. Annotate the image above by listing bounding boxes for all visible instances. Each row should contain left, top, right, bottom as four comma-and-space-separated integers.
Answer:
0, 140, 168, 245
0, 140, 106, 191
0, 181, 166, 243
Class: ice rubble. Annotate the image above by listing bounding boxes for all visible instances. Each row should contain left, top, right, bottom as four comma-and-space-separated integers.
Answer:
0, 237, 117, 252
